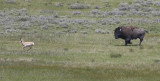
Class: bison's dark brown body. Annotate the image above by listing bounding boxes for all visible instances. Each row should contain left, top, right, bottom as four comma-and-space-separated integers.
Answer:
114, 26, 146, 46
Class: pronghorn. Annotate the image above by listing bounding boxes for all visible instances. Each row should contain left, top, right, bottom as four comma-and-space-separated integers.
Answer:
20, 38, 34, 51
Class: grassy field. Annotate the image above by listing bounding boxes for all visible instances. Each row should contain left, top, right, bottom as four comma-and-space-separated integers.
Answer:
1, 0, 160, 81
1, 33, 160, 81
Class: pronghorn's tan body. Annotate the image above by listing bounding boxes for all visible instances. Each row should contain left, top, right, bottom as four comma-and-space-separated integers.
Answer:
20, 38, 34, 51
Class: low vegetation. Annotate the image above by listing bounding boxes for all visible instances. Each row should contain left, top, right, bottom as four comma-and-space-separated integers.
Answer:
1, 0, 160, 81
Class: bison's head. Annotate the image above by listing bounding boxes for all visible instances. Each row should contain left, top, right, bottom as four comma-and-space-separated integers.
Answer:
114, 27, 122, 39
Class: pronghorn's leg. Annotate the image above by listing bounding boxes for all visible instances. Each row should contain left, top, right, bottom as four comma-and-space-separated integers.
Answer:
23, 46, 25, 50
27, 46, 32, 51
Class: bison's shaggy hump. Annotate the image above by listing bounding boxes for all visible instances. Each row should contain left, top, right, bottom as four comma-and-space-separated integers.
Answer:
114, 26, 146, 46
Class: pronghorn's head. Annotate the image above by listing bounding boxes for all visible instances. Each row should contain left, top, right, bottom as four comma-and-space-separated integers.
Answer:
19, 37, 24, 43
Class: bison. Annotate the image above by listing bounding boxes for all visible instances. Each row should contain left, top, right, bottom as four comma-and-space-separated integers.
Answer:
114, 26, 146, 46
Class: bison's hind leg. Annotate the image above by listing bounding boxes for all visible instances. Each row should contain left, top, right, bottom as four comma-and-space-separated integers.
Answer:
139, 35, 144, 46
139, 36, 144, 46
139, 38, 143, 46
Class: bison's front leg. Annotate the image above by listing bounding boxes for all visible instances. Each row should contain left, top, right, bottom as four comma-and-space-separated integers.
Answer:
128, 40, 132, 44
125, 38, 131, 46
